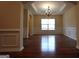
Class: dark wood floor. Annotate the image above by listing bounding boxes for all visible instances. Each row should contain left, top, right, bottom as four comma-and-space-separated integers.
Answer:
0, 34, 79, 58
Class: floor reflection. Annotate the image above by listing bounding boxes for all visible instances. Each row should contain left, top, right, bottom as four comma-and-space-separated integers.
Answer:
41, 35, 55, 52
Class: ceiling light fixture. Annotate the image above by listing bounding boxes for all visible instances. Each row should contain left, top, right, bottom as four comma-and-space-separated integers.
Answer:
45, 6, 53, 17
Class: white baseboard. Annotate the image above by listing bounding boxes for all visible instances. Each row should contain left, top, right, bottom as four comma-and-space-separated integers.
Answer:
19, 46, 24, 51
76, 45, 79, 49
63, 34, 76, 40
0, 55, 10, 58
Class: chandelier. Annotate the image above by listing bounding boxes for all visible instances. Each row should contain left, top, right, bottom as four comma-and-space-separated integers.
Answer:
45, 6, 53, 17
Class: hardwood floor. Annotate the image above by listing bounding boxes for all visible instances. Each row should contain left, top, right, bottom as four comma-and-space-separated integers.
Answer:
0, 34, 79, 58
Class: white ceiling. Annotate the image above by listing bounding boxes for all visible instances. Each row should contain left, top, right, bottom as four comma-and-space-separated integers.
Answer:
24, 1, 75, 15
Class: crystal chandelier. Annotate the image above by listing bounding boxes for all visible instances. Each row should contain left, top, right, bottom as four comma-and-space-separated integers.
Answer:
45, 6, 53, 17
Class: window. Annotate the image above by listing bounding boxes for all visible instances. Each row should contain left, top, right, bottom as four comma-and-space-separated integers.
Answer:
41, 19, 55, 30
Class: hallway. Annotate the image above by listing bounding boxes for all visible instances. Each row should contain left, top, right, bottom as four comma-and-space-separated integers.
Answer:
0, 1, 79, 58
0, 34, 79, 58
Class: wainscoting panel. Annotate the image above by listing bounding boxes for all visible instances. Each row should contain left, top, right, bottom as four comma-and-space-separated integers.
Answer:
0, 33, 19, 47
0, 29, 21, 52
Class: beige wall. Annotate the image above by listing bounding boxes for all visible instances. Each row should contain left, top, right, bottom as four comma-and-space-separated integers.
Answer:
76, 3, 79, 49
0, 2, 24, 52
0, 2, 21, 29
34, 15, 63, 34
63, 3, 79, 49
63, 5, 77, 40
